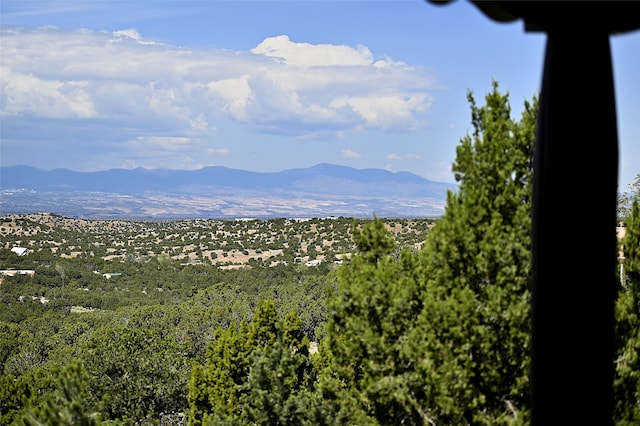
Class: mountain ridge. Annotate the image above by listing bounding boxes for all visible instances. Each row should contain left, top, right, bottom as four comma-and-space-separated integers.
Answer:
0, 164, 457, 219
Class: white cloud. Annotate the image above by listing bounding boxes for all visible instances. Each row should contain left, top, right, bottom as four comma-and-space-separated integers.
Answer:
112, 29, 158, 45
330, 93, 432, 131
425, 161, 454, 182
386, 152, 422, 161
121, 160, 138, 170
251, 35, 373, 67
126, 136, 194, 151
342, 149, 361, 159
1, 66, 96, 118
1, 26, 436, 168
188, 114, 217, 137
206, 76, 252, 121
208, 147, 229, 156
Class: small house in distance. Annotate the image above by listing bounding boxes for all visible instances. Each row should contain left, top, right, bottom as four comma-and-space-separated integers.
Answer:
102, 272, 122, 279
11, 247, 29, 256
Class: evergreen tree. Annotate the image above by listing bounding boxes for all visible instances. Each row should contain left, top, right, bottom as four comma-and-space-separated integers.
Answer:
239, 312, 316, 426
22, 361, 101, 426
413, 81, 537, 425
0, 369, 54, 425
187, 321, 251, 425
614, 200, 640, 425
247, 300, 279, 348
319, 216, 427, 425
350, 215, 396, 264
187, 301, 317, 425
187, 363, 212, 426
79, 325, 191, 422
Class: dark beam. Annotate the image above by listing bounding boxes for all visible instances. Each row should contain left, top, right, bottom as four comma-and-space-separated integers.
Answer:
426, 2, 640, 424
531, 29, 618, 425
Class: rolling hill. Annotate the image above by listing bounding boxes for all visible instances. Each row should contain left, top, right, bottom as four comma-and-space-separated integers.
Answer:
0, 164, 457, 219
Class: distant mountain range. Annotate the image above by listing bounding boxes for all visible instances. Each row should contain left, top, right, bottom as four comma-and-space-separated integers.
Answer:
0, 164, 457, 219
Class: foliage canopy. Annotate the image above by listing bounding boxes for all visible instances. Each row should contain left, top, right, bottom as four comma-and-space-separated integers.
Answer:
4, 82, 638, 425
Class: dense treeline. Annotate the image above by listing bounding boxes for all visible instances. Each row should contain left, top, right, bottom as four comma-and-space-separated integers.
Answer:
1, 82, 639, 425
615, 194, 640, 425
0, 258, 333, 340
0, 259, 336, 424
0, 214, 428, 424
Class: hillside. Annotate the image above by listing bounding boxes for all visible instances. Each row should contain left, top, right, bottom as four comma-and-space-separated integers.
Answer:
0, 164, 456, 219
0, 212, 434, 269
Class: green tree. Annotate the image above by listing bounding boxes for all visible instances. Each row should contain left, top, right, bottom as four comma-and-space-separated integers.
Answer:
350, 216, 396, 264
0, 367, 56, 425
247, 300, 279, 348
412, 81, 537, 425
22, 360, 101, 426
0, 321, 21, 372
187, 301, 280, 425
79, 324, 191, 422
187, 302, 319, 425
318, 216, 427, 425
614, 199, 640, 425
187, 321, 251, 424
239, 312, 317, 425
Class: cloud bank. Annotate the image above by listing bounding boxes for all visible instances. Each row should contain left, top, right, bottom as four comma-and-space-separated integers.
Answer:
1, 26, 436, 169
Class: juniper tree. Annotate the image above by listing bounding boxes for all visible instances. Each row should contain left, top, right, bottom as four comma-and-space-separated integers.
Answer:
316, 82, 537, 425
239, 311, 317, 426
319, 216, 426, 425
22, 361, 101, 426
412, 81, 537, 425
187, 301, 317, 425
614, 199, 640, 425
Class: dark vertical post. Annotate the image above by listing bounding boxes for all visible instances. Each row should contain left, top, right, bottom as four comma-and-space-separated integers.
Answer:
531, 30, 618, 425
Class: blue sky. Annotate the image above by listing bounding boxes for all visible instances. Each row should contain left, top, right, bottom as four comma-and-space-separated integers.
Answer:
1, 1, 639, 189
